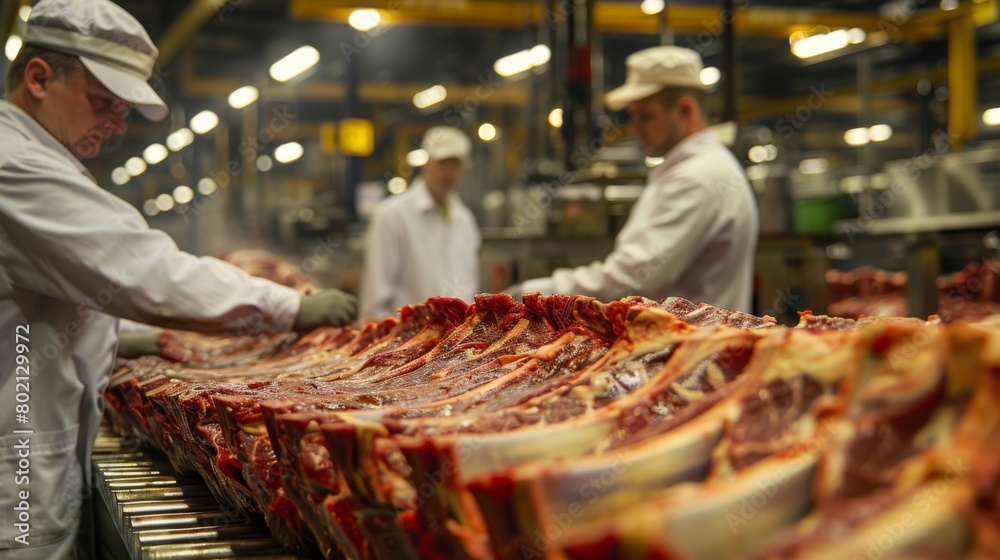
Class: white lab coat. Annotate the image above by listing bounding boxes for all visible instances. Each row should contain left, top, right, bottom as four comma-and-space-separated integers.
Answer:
360, 178, 480, 319
0, 100, 300, 558
522, 128, 759, 312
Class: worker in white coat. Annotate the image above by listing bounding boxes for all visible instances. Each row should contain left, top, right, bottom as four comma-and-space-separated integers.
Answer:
360, 126, 481, 319
511, 46, 759, 312
0, 1, 355, 558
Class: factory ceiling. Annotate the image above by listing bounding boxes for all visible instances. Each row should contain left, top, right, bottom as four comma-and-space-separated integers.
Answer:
2, 0, 999, 195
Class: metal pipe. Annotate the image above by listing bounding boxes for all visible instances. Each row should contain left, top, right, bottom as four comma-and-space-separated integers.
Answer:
721, 0, 737, 123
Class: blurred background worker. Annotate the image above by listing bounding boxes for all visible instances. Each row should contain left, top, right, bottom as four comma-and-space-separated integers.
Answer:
360, 126, 481, 320
510, 46, 759, 312
0, 1, 355, 558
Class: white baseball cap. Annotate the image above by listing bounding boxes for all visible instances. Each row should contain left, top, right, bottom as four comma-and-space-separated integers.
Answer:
421, 126, 472, 165
604, 46, 708, 111
22, 0, 167, 121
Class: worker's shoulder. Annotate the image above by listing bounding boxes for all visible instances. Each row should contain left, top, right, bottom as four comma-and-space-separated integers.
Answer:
373, 189, 418, 215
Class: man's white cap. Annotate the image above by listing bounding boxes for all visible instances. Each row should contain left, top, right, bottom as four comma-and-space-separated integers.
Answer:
23, 0, 167, 122
421, 126, 472, 165
604, 46, 708, 111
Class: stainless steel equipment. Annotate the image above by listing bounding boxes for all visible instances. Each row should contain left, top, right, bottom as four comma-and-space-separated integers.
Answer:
92, 427, 310, 560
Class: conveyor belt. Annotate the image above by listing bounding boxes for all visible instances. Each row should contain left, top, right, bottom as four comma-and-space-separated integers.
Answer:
93, 426, 314, 560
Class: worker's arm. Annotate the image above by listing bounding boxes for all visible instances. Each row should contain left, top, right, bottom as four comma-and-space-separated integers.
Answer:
523, 178, 716, 301
0, 145, 300, 335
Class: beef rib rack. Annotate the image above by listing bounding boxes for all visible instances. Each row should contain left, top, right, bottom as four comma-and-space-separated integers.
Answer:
105, 294, 1000, 559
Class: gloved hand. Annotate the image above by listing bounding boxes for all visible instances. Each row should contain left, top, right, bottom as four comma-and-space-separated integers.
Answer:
501, 283, 523, 302
294, 289, 358, 330
117, 331, 162, 358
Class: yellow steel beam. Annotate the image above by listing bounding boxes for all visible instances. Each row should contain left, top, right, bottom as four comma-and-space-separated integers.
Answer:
948, 12, 977, 149
739, 54, 1000, 123
157, 0, 230, 67
288, 0, 946, 40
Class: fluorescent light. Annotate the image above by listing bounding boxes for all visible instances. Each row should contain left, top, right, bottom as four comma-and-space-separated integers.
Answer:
197, 178, 218, 196
844, 127, 870, 146
189, 110, 219, 134
269, 45, 320, 82
941, 0, 959, 10
495, 44, 550, 77
748, 145, 777, 163
869, 124, 893, 142
387, 177, 407, 194
529, 45, 551, 66
983, 107, 1000, 126
847, 28, 867, 44
791, 29, 850, 59
274, 142, 304, 164
125, 157, 147, 176
111, 167, 130, 185
155, 194, 175, 212
640, 0, 665, 15
406, 149, 429, 167
256, 155, 273, 172
478, 123, 497, 142
166, 128, 194, 151
548, 108, 563, 128
5, 35, 21, 61
142, 143, 168, 165
699, 66, 721, 86
172, 185, 194, 204
348, 9, 381, 31
798, 158, 829, 174
18, 6, 30, 21
228, 85, 259, 109
413, 85, 447, 109
142, 200, 159, 217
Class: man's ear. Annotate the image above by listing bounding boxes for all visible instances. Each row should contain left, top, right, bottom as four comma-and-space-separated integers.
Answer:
22, 58, 54, 100
676, 96, 695, 118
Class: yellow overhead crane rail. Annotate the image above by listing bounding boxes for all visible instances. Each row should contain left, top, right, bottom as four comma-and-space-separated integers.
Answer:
286, 0, 993, 41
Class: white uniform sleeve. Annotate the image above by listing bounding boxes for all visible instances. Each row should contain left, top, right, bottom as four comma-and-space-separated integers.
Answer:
0, 150, 300, 334
359, 207, 403, 320
550, 178, 716, 301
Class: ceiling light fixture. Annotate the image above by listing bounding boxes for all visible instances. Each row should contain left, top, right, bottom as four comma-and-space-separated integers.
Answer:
548, 108, 563, 128
142, 143, 168, 165
5, 35, 22, 61
190, 110, 219, 134
495, 44, 551, 77
348, 9, 381, 31
274, 142, 304, 164
478, 123, 497, 142
413, 85, 447, 109
640, 0, 666, 15
269, 46, 320, 82
790, 28, 866, 59
699, 66, 721, 86
228, 85, 259, 109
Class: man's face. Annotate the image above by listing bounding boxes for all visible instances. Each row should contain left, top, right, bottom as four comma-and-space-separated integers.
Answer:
627, 94, 682, 158
422, 157, 465, 199
36, 64, 130, 159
